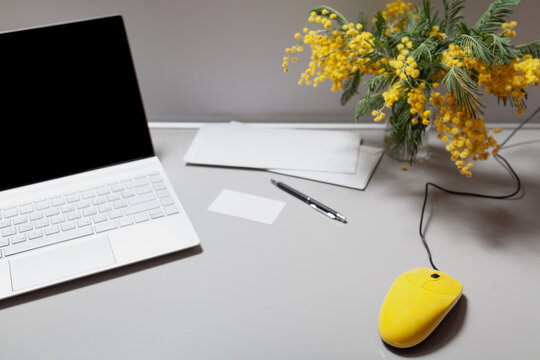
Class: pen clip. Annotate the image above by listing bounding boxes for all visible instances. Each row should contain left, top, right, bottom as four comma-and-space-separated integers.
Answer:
310, 203, 336, 219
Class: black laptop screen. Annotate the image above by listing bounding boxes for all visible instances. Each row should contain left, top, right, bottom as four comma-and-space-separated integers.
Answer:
0, 16, 154, 192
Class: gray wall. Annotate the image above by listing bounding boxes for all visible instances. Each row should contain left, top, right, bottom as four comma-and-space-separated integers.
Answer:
1, 0, 538, 123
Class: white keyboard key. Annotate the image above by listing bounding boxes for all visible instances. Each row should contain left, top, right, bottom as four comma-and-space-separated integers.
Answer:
82, 207, 97, 217
4, 207, 18, 218
124, 200, 160, 215
126, 178, 148, 189
34, 218, 50, 229
152, 181, 167, 191
44, 225, 60, 236
136, 185, 153, 195
2, 227, 16, 237
92, 196, 106, 206
10, 234, 26, 244
109, 210, 123, 219
94, 220, 118, 233
92, 214, 107, 223
98, 204, 112, 213
164, 205, 179, 216
61, 221, 76, 231
0, 237, 9, 247
61, 203, 75, 213
18, 223, 33, 233
80, 189, 95, 199
45, 207, 60, 217
149, 174, 163, 183
160, 197, 175, 207
19, 204, 34, 214
106, 193, 121, 202
29, 211, 44, 221
51, 214, 65, 225
118, 216, 133, 227
77, 218, 92, 227
95, 186, 110, 196
50, 197, 65, 207
133, 213, 149, 223
112, 200, 127, 209
0, 219, 11, 228
156, 190, 170, 199
121, 190, 136, 198
4, 225, 94, 256
65, 193, 80, 203
149, 209, 164, 219
28, 229, 43, 240
76, 200, 91, 209
66, 211, 81, 221
13, 215, 28, 225
110, 183, 124, 192
128, 193, 155, 205
35, 200, 50, 210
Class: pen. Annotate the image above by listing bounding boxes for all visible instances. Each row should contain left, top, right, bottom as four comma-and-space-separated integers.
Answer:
270, 179, 347, 223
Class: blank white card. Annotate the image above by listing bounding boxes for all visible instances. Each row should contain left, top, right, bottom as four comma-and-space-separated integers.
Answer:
208, 189, 286, 224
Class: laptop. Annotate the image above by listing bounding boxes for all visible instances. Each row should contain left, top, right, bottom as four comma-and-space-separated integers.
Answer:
0, 16, 200, 300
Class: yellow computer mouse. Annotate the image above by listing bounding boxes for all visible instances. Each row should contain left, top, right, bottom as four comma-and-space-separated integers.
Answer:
378, 267, 463, 348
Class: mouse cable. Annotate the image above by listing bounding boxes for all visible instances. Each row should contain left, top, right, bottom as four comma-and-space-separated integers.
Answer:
419, 106, 540, 271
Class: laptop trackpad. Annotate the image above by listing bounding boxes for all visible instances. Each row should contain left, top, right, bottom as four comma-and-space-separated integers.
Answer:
9, 236, 116, 292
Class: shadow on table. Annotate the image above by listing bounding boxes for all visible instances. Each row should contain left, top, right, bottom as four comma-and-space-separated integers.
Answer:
0, 245, 203, 310
382, 295, 468, 356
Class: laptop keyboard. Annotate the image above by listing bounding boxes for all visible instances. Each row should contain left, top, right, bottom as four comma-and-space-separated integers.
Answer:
0, 171, 179, 258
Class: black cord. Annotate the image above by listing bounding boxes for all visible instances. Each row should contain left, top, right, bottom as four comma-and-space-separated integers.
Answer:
419, 107, 540, 271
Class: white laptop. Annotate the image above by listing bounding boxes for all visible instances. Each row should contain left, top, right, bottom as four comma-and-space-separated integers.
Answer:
0, 16, 200, 300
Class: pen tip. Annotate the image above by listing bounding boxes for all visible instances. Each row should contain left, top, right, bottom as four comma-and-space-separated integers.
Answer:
270, 179, 277, 185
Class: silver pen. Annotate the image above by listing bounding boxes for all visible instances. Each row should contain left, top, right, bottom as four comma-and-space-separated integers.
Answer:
271, 179, 347, 223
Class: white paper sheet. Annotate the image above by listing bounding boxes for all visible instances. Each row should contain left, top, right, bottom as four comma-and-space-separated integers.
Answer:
183, 122, 361, 173
208, 189, 286, 224
269, 145, 383, 190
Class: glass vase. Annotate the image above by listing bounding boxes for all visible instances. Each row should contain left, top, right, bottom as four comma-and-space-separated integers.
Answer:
383, 119, 431, 162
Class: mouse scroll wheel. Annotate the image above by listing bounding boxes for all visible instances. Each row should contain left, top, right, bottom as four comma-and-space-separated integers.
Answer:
431, 273, 440, 279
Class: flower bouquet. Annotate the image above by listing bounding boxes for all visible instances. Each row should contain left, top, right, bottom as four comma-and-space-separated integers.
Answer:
283, 0, 540, 176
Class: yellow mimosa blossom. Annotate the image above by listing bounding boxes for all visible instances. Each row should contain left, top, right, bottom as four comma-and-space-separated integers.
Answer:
501, 21, 517, 38
431, 94, 500, 177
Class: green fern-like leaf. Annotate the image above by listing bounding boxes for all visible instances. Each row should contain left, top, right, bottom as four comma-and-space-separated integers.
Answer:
355, 94, 385, 121
411, 37, 438, 63
373, 11, 387, 39
514, 40, 540, 58
440, 0, 466, 37
404, 8, 419, 33
340, 71, 362, 106
356, 11, 368, 31
481, 32, 513, 64
417, 0, 436, 32
473, 0, 521, 33
386, 98, 427, 162
443, 65, 483, 118
455, 33, 495, 64
367, 74, 395, 94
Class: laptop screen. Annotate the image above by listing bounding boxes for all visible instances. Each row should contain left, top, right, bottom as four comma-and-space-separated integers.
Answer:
0, 16, 154, 192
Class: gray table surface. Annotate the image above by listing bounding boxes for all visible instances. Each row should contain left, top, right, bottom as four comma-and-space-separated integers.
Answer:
1, 126, 539, 360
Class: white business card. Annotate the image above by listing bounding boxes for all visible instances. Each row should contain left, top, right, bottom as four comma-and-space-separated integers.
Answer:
208, 189, 286, 224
